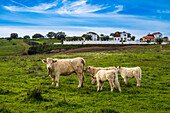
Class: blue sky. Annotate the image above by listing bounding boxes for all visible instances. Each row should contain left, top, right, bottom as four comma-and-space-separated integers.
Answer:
0, 0, 170, 38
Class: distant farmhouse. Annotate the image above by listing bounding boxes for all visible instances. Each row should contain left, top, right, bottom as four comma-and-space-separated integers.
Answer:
112, 31, 131, 42
82, 32, 99, 41
143, 32, 168, 42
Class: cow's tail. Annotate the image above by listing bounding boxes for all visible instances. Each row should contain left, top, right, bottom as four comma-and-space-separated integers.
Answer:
81, 58, 86, 83
138, 67, 142, 80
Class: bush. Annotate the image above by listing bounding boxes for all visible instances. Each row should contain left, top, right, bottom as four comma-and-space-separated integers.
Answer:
27, 87, 42, 100
155, 38, 163, 44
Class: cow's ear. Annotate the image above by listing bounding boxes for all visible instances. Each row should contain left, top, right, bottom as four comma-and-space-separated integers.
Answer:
42, 59, 47, 63
53, 60, 57, 63
118, 66, 121, 68
92, 76, 96, 79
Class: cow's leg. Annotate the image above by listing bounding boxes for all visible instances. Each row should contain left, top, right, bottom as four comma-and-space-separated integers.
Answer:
108, 79, 114, 92
100, 82, 104, 91
124, 77, 128, 85
51, 77, 55, 86
77, 72, 84, 88
115, 79, 121, 93
136, 77, 140, 87
55, 75, 59, 88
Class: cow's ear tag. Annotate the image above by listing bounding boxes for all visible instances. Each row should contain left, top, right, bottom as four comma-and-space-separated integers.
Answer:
42, 59, 47, 63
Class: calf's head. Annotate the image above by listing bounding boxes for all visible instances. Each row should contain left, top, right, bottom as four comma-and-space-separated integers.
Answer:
42, 58, 57, 74
91, 76, 96, 85
117, 66, 121, 71
84, 66, 93, 73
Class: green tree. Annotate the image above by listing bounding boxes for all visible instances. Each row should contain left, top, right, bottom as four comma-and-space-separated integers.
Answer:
110, 33, 114, 37
127, 33, 131, 38
101, 35, 109, 41
55, 32, 66, 44
47, 32, 55, 39
7, 38, 12, 42
155, 38, 163, 44
32, 33, 44, 39
100, 34, 104, 37
140, 38, 143, 42
131, 36, 136, 41
84, 35, 92, 40
10, 33, 18, 39
146, 39, 151, 44
23, 35, 30, 39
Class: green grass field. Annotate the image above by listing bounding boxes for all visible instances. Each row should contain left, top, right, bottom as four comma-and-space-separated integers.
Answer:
0, 39, 30, 55
29, 39, 61, 45
0, 44, 169, 113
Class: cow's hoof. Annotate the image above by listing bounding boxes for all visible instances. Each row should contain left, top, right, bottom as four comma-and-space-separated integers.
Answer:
56, 85, 59, 88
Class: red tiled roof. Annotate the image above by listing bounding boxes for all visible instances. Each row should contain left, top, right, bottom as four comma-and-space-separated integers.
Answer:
143, 36, 154, 39
88, 32, 97, 35
82, 34, 86, 37
152, 32, 161, 35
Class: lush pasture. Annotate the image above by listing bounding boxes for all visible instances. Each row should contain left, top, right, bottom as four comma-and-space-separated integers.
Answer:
0, 44, 169, 112
0, 39, 30, 55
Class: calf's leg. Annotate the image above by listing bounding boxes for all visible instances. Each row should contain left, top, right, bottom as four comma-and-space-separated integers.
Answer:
108, 79, 114, 92
115, 80, 121, 93
100, 82, 104, 91
124, 77, 128, 85
97, 80, 101, 92
136, 76, 141, 87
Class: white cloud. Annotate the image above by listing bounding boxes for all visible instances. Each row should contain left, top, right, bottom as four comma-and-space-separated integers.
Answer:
55, 0, 108, 15
157, 10, 170, 14
4, 0, 109, 16
111, 5, 123, 14
4, 0, 58, 13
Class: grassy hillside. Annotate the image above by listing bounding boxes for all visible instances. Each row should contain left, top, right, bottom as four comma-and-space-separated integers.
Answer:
0, 44, 169, 112
28, 39, 61, 45
0, 39, 30, 55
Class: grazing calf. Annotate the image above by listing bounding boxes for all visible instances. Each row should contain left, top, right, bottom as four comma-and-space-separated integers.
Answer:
42, 57, 85, 88
117, 66, 142, 87
84, 66, 117, 76
91, 70, 121, 93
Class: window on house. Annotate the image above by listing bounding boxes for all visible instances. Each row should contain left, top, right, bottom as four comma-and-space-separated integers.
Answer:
124, 34, 126, 36
118, 38, 119, 40
115, 38, 116, 40
124, 38, 126, 40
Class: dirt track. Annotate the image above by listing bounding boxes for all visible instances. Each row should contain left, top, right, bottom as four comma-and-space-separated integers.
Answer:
59, 45, 146, 54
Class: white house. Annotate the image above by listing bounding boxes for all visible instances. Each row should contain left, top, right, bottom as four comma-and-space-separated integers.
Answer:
113, 31, 130, 41
82, 32, 99, 41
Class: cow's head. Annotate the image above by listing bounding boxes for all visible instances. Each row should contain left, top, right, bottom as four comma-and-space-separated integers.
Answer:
91, 76, 96, 85
42, 58, 57, 74
84, 66, 93, 73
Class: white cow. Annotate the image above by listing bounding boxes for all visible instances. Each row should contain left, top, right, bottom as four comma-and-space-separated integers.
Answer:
117, 66, 142, 87
91, 69, 121, 93
42, 57, 85, 88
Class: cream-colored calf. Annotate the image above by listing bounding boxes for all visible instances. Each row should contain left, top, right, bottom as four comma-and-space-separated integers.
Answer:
91, 70, 121, 93
117, 66, 142, 87
84, 66, 117, 76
